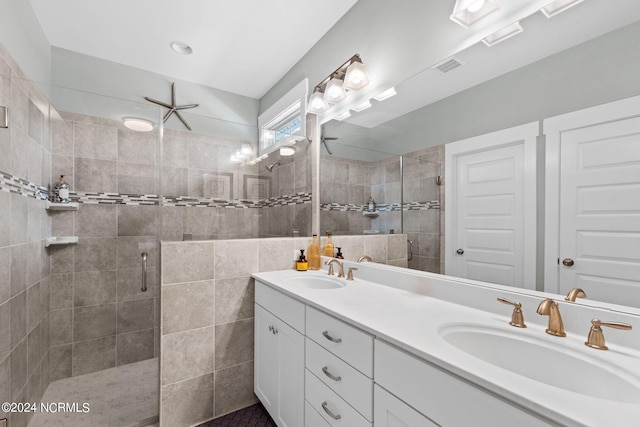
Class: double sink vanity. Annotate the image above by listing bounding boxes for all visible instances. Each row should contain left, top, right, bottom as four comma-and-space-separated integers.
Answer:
253, 258, 640, 427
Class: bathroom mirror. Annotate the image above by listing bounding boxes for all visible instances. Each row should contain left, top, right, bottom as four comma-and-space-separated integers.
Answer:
318, 9, 640, 309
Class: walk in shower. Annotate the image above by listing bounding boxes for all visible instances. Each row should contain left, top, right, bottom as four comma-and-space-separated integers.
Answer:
318, 130, 443, 273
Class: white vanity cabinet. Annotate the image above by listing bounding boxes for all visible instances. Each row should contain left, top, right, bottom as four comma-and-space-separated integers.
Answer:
304, 307, 374, 426
254, 282, 305, 427
375, 340, 556, 427
374, 385, 438, 427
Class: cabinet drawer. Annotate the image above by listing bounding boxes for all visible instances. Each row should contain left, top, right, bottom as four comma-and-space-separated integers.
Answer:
306, 338, 373, 421
375, 340, 553, 427
255, 280, 305, 333
305, 369, 371, 427
305, 401, 331, 427
374, 385, 438, 427
306, 307, 373, 377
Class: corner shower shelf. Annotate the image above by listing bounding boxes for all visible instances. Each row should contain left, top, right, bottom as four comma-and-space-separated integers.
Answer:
45, 236, 79, 248
363, 211, 379, 218
45, 201, 79, 211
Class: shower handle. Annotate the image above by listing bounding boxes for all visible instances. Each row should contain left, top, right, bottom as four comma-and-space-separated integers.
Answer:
141, 252, 148, 292
407, 240, 413, 261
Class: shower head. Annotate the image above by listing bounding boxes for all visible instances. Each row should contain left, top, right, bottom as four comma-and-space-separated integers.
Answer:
265, 160, 281, 172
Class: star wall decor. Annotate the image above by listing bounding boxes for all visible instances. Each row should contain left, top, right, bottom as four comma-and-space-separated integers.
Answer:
145, 82, 199, 131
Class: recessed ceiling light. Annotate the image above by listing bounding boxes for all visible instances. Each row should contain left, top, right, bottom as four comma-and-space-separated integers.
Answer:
373, 87, 397, 101
450, 0, 500, 28
123, 117, 154, 132
352, 100, 372, 112
482, 22, 523, 47
540, 0, 585, 18
170, 41, 193, 55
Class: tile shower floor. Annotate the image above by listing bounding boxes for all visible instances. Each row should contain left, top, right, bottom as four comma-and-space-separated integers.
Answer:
197, 403, 276, 427
28, 358, 159, 427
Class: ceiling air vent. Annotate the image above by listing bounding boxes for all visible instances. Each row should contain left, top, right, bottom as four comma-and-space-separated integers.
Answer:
433, 57, 464, 74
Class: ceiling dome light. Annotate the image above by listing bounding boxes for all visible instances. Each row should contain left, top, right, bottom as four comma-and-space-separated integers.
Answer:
307, 87, 332, 114
279, 146, 296, 156
170, 41, 193, 55
450, 0, 500, 28
343, 57, 370, 91
323, 73, 348, 104
123, 117, 154, 132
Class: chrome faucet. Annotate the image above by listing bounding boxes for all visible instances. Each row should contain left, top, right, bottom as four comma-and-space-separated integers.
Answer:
536, 299, 566, 337
326, 259, 345, 278
357, 255, 372, 263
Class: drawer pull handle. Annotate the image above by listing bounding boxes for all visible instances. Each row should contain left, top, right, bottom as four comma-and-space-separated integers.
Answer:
322, 366, 342, 382
321, 401, 341, 420
322, 330, 342, 343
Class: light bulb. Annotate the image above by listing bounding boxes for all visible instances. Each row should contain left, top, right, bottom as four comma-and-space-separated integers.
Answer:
467, 0, 485, 13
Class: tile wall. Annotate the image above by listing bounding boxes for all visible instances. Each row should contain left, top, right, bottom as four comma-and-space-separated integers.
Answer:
159, 234, 407, 426
402, 145, 444, 273
48, 113, 161, 381
0, 42, 53, 427
319, 147, 444, 274
257, 140, 313, 238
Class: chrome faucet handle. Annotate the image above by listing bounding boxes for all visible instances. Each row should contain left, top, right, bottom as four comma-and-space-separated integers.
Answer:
585, 319, 632, 350
536, 298, 566, 337
497, 297, 526, 328
347, 267, 358, 281
565, 288, 586, 302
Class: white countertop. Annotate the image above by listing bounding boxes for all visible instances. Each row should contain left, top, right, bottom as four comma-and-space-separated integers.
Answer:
252, 268, 640, 427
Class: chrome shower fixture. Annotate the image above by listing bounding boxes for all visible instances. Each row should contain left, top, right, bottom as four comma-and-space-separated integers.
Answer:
265, 161, 282, 173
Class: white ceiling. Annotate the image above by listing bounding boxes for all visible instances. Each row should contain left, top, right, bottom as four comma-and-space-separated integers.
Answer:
28, 0, 358, 99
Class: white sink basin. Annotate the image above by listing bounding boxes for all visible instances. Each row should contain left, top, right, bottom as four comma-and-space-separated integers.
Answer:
284, 274, 346, 290
440, 323, 640, 403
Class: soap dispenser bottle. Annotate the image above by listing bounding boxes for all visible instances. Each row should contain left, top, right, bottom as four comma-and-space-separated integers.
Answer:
368, 196, 376, 212
296, 249, 308, 271
323, 232, 335, 257
308, 234, 321, 270
53, 175, 70, 203
336, 247, 344, 259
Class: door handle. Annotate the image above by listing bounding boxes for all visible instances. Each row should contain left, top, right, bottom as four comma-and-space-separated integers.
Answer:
456, 248, 464, 255
141, 252, 148, 292
562, 258, 575, 267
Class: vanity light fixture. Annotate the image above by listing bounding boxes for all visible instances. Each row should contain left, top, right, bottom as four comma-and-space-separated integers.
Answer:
307, 54, 370, 115
307, 87, 332, 114
482, 21, 523, 47
450, 0, 500, 28
323, 73, 348, 104
334, 111, 352, 121
123, 117, 154, 132
373, 87, 396, 101
541, 0, 585, 18
352, 100, 372, 112
343, 56, 370, 90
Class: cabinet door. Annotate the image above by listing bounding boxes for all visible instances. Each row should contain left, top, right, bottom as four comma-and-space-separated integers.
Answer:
374, 385, 438, 427
274, 315, 305, 427
255, 305, 279, 416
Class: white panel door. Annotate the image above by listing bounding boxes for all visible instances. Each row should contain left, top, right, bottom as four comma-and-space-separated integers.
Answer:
557, 117, 640, 306
254, 305, 278, 416
445, 122, 537, 289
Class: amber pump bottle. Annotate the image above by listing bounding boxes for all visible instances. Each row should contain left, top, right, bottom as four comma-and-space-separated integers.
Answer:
323, 232, 335, 257
296, 249, 308, 271
307, 234, 321, 270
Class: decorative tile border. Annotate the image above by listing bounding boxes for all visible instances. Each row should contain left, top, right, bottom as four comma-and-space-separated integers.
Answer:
0, 171, 312, 209
321, 200, 440, 212
0, 171, 48, 200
